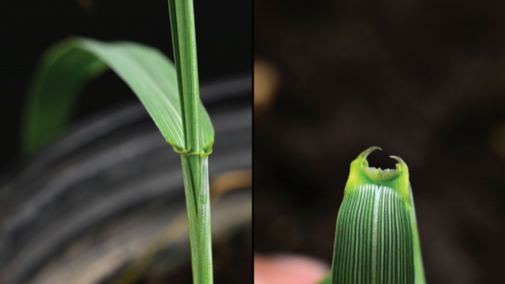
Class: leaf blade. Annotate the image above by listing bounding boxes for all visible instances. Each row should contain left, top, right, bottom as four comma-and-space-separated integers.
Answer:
22, 37, 214, 155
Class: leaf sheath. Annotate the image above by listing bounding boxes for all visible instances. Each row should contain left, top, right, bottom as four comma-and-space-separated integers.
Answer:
330, 147, 426, 284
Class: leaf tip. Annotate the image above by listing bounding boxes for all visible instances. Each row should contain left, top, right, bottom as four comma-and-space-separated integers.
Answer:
389, 155, 409, 172
359, 146, 382, 159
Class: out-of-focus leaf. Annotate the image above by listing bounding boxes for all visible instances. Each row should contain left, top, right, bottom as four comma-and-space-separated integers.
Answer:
316, 273, 331, 284
22, 37, 214, 155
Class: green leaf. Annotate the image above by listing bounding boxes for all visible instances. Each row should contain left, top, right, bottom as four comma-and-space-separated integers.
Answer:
331, 147, 426, 284
22, 37, 214, 155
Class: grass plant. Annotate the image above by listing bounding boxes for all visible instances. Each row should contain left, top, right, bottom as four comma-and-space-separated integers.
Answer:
22, 1, 215, 283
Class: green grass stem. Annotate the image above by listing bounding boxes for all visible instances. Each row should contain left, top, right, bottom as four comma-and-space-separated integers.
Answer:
168, 0, 214, 283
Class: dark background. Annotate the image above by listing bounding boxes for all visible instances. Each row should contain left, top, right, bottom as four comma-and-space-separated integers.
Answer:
255, 0, 505, 283
0, 0, 251, 171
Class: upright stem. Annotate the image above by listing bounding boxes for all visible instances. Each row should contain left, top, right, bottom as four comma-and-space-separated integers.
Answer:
181, 155, 212, 284
168, 0, 200, 150
168, 0, 213, 283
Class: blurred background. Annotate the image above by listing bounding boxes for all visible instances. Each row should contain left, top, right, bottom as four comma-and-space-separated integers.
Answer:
254, 0, 505, 283
0, 1, 252, 283
0, 0, 251, 170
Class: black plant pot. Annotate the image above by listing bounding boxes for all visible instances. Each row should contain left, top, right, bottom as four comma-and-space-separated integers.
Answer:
0, 75, 252, 284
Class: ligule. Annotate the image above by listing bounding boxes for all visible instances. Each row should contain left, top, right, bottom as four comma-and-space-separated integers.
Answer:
331, 147, 425, 284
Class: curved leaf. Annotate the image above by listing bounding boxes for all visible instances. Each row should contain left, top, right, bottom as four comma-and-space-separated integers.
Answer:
22, 37, 214, 155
